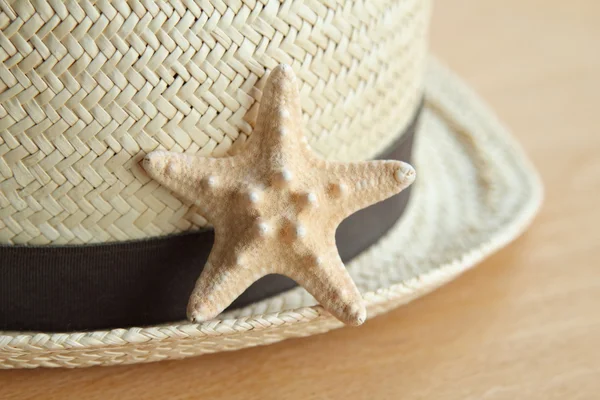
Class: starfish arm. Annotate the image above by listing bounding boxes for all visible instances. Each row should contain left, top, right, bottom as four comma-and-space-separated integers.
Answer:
187, 234, 265, 322
279, 247, 366, 326
248, 64, 305, 158
323, 159, 416, 222
143, 150, 241, 219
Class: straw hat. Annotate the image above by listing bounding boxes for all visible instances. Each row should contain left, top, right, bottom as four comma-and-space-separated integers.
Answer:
0, 0, 542, 368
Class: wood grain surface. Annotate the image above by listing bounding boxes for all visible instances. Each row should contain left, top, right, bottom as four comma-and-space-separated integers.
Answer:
2, 0, 599, 398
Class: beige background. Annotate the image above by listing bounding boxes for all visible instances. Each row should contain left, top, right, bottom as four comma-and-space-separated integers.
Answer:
2, 0, 599, 398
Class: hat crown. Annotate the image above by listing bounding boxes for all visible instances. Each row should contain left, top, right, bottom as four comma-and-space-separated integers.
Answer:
0, 0, 430, 244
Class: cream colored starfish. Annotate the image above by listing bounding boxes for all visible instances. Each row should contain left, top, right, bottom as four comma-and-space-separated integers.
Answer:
143, 64, 415, 325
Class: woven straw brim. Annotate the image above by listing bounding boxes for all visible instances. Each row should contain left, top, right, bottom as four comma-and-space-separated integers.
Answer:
0, 57, 543, 369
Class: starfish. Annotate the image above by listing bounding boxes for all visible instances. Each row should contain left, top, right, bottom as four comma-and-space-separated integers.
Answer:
143, 64, 416, 325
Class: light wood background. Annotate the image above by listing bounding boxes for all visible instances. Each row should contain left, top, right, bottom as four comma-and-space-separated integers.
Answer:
2, 0, 599, 398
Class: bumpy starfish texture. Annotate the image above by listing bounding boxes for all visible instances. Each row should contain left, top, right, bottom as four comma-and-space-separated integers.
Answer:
143, 64, 416, 325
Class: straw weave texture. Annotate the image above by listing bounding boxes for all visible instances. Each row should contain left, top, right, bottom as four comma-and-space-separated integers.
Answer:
0, 59, 544, 368
0, 0, 429, 244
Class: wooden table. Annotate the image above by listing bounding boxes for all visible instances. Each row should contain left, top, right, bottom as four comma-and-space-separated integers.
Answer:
2, 1, 599, 398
